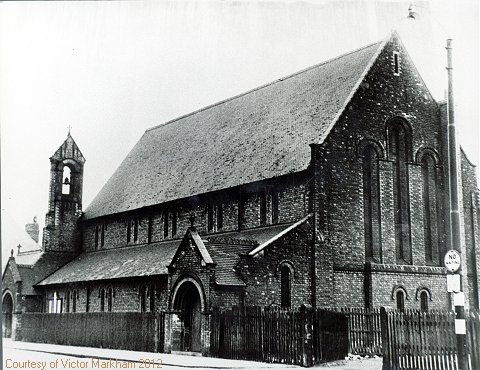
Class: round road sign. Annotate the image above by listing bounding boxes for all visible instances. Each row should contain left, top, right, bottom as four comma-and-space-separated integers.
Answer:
444, 249, 461, 273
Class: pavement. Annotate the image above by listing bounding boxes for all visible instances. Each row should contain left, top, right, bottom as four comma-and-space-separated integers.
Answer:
3, 339, 383, 370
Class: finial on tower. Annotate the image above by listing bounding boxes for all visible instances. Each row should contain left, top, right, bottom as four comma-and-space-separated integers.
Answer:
67, 125, 72, 135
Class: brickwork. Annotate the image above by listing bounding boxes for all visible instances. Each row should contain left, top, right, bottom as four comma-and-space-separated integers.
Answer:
370, 265, 449, 310
239, 221, 313, 308
82, 175, 308, 253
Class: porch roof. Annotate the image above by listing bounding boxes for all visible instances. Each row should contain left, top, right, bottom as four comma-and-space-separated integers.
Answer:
36, 240, 179, 286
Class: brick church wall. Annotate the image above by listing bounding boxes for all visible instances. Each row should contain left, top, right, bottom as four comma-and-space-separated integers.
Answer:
315, 35, 449, 308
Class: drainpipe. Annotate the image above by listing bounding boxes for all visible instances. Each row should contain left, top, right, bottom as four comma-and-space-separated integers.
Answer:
446, 38, 467, 370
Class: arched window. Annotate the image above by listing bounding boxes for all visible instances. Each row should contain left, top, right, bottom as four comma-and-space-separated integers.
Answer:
149, 285, 155, 312
420, 291, 429, 312
421, 154, 439, 265
140, 285, 147, 312
99, 288, 106, 312
387, 119, 412, 264
107, 287, 113, 312
280, 264, 292, 308
362, 145, 382, 261
396, 290, 405, 311
65, 291, 70, 312
62, 166, 71, 195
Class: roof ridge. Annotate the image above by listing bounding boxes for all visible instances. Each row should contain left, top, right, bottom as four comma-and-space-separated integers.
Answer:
145, 40, 382, 133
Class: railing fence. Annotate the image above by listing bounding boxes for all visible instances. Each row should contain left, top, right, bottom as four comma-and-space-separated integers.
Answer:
19, 312, 165, 353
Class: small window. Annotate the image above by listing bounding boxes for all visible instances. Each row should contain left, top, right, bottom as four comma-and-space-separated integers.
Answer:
216, 204, 223, 231
280, 265, 291, 308
65, 291, 70, 313
95, 226, 99, 249
163, 211, 169, 238
260, 192, 267, 225
133, 219, 139, 243
396, 290, 405, 311
126, 222, 131, 243
72, 290, 77, 313
149, 285, 155, 312
147, 216, 153, 244
271, 192, 279, 224
207, 204, 214, 232
140, 286, 147, 312
100, 224, 105, 247
172, 211, 177, 237
107, 287, 113, 312
48, 292, 62, 313
420, 291, 429, 312
393, 52, 400, 75
100, 288, 106, 312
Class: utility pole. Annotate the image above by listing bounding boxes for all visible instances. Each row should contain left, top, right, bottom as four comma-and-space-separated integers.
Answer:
445, 38, 468, 370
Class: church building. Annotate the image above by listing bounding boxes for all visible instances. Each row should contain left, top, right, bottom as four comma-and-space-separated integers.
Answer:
3, 32, 480, 353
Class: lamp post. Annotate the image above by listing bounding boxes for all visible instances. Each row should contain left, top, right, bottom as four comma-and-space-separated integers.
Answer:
445, 38, 468, 370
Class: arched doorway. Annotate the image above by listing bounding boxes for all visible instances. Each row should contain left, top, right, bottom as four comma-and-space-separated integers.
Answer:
2, 292, 14, 338
172, 280, 203, 352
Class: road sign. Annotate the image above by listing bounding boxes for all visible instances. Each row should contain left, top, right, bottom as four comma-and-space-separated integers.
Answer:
444, 249, 461, 273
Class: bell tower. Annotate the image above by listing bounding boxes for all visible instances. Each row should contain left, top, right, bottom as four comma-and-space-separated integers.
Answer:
42, 132, 86, 253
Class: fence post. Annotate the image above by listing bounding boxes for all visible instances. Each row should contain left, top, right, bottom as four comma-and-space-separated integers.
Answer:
380, 307, 391, 370
300, 304, 313, 367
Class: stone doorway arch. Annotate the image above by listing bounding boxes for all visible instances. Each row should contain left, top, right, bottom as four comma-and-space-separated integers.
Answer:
2, 291, 14, 338
171, 277, 205, 352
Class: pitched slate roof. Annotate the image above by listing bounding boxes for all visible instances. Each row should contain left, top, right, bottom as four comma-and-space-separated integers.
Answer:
84, 40, 385, 220
2, 252, 78, 295
37, 241, 179, 286
205, 222, 307, 286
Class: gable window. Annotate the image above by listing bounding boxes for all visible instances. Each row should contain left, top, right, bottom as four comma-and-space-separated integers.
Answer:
362, 145, 381, 261
421, 154, 439, 265
393, 51, 400, 75
260, 191, 267, 225
388, 119, 412, 264
271, 192, 279, 224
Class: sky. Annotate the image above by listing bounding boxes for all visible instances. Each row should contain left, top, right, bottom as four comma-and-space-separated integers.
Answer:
1, 0, 478, 261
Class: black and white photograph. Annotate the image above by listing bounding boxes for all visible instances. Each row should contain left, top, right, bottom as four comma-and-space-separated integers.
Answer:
1, 1, 479, 369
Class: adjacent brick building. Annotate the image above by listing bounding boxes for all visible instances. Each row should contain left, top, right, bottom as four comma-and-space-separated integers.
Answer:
3, 32, 479, 353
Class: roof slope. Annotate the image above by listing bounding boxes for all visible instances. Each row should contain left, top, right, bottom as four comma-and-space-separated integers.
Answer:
85, 41, 383, 219
37, 241, 178, 285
